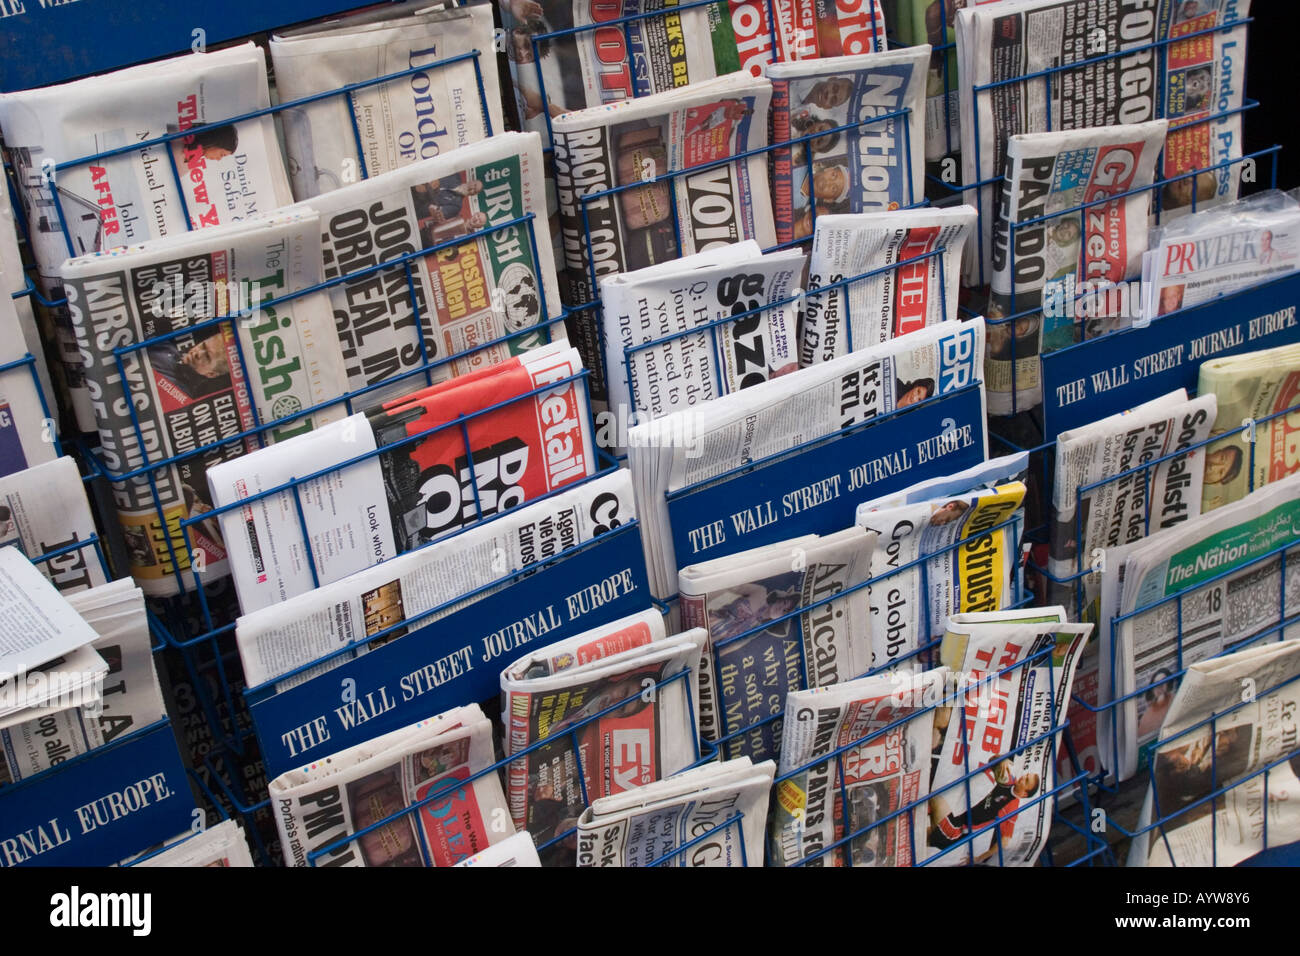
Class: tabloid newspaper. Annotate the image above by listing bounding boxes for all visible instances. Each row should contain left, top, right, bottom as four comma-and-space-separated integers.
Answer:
500, 617, 705, 853
1142, 191, 1300, 324
1198, 341, 1300, 512
270, 3, 504, 201
454, 829, 542, 867
928, 616, 1091, 865
599, 241, 801, 456
772, 0, 888, 61
495, 0, 776, 137
129, 819, 256, 867
0, 577, 166, 785
269, 703, 512, 867
1049, 388, 1217, 619
234, 469, 637, 691
0, 456, 108, 594
986, 121, 1168, 415
768, 47, 928, 244
770, 667, 948, 867
1129, 639, 1300, 867
549, 72, 776, 401
1097, 471, 1300, 782
0, 280, 57, 480
576, 756, 775, 866
856, 481, 1026, 673
209, 343, 595, 613
957, 0, 1249, 286
801, 206, 976, 365
286, 132, 564, 398
61, 212, 348, 597
628, 319, 987, 599
678, 527, 875, 762
0, 43, 294, 432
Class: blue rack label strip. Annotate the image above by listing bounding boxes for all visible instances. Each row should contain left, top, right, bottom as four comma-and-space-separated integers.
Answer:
668, 385, 987, 568
249, 524, 653, 780
0, 721, 194, 867
1041, 270, 1300, 439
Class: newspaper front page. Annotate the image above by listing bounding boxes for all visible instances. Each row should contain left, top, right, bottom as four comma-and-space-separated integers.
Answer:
0, 456, 107, 594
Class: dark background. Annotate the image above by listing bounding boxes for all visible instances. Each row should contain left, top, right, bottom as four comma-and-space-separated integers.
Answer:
1243, 6, 1299, 190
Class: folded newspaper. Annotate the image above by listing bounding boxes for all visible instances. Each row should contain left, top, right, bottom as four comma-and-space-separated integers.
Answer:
495, 0, 777, 138
768, 47, 929, 244
576, 756, 775, 866
1142, 190, 1300, 324
770, 667, 949, 866
285, 131, 564, 397
270, 703, 513, 867
453, 829, 541, 867
957, 0, 1249, 286
1198, 340, 1300, 512
235, 468, 636, 691
270, 2, 504, 200
0, 42, 293, 431
1049, 388, 1217, 619
500, 615, 705, 850
679, 527, 875, 761
62, 212, 348, 595
0, 455, 108, 594
210, 342, 595, 613
1128, 639, 1300, 867
128, 819, 256, 868
772, 0, 888, 62
928, 614, 1091, 865
801, 206, 977, 365
856, 480, 1026, 673
0, 281, 57, 479
0, 179, 54, 413
599, 241, 801, 456
1097, 470, 1300, 782
550, 71, 776, 400
629, 319, 987, 599
896, 0, 992, 161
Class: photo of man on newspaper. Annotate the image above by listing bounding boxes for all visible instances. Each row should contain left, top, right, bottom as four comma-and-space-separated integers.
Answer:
412, 172, 489, 246
928, 760, 1041, 862
147, 331, 235, 402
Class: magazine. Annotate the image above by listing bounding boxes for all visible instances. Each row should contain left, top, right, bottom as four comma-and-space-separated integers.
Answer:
271, 2, 504, 200
576, 756, 775, 866
270, 703, 513, 867
768, 47, 928, 244
801, 206, 976, 365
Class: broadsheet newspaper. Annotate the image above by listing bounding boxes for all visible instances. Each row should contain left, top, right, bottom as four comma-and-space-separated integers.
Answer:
270, 3, 504, 201
1142, 192, 1300, 324
130, 820, 255, 868
1198, 341, 1300, 512
801, 206, 976, 365
957, 0, 1249, 286
550, 72, 775, 400
0, 285, 57, 480
62, 213, 348, 597
1049, 388, 1217, 619
0, 456, 108, 594
628, 319, 987, 599
496, 0, 776, 137
856, 481, 1026, 673
770, 667, 948, 867
292, 131, 564, 396
678, 527, 875, 761
500, 617, 705, 853
576, 756, 774, 866
986, 121, 1168, 414
270, 703, 512, 867
772, 0, 888, 61
210, 343, 595, 613
1097, 471, 1300, 782
1129, 639, 1300, 867
0, 580, 164, 785
768, 47, 928, 244
0, 43, 294, 432
929, 616, 1090, 865
234, 469, 637, 691
600, 241, 801, 456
